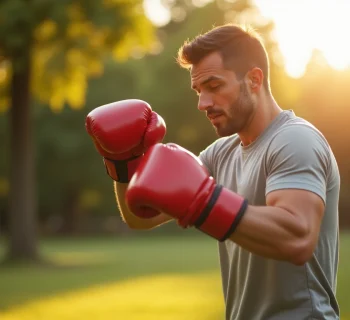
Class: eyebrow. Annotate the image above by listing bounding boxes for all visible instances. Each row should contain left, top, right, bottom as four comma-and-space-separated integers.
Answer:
191, 75, 223, 91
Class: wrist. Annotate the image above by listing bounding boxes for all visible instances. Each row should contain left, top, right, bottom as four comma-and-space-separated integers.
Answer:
103, 155, 143, 182
193, 185, 248, 241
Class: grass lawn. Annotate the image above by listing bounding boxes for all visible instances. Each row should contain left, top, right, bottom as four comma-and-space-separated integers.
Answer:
0, 231, 349, 320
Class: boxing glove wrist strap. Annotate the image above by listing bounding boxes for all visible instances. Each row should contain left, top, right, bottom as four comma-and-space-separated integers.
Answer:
103, 155, 143, 183
193, 185, 248, 242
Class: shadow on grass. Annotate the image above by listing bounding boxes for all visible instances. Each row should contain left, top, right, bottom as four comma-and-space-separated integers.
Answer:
0, 251, 116, 270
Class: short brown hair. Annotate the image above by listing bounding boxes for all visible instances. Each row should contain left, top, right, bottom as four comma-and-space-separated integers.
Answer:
177, 24, 270, 90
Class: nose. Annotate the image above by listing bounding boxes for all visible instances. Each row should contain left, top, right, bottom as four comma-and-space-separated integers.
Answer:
197, 93, 214, 111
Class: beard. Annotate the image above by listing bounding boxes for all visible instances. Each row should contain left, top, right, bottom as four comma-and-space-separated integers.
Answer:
210, 82, 255, 137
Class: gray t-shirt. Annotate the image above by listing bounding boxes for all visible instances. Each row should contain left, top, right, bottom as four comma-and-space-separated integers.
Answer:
199, 110, 340, 320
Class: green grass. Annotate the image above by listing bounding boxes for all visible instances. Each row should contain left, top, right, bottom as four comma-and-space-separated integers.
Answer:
0, 231, 349, 320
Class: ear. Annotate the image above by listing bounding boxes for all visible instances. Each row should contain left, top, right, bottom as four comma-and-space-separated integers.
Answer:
246, 67, 264, 92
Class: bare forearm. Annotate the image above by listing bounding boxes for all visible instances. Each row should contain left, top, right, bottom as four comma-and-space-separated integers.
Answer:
114, 182, 133, 222
114, 182, 173, 229
230, 205, 316, 265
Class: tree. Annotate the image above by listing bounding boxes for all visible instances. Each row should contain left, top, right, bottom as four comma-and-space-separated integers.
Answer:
0, 0, 156, 262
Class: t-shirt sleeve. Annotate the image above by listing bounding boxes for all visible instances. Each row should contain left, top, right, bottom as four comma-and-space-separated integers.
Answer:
265, 125, 330, 203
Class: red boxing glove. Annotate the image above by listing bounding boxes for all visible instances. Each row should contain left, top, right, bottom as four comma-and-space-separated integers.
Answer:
85, 99, 166, 183
126, 143, 248, 241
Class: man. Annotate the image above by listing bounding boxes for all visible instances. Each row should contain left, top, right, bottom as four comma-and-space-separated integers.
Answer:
86, 24, 340, 319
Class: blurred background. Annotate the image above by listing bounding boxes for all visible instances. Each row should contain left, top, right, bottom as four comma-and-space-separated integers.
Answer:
0, 0, 349, 319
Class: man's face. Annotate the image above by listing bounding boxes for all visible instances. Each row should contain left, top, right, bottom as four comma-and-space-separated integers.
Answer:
191, 52, 256, 137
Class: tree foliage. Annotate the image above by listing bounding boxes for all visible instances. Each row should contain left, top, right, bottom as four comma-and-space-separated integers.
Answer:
0, 0, 156, 111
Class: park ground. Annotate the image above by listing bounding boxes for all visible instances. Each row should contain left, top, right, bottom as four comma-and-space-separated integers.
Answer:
0, 231, 349, 320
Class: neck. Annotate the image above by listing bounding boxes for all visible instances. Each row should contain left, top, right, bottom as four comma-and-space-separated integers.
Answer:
239, 93, 282, 146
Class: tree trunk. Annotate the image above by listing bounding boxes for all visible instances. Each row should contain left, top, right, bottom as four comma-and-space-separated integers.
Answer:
7, 49, 38, 261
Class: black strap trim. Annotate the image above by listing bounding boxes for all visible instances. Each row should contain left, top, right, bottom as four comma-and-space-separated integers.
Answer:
219, 199, 248, 242
104, 155, 140, 183
194, 184, 223, 228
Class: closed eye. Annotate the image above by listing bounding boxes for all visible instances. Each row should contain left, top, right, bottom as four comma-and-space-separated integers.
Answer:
193, 84, 221, 96
209, 83, 222, 91
192, 79, 223, 95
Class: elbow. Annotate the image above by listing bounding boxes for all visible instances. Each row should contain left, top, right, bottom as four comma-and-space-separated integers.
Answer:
290, 251, 313, 266
284, 237, 316, 266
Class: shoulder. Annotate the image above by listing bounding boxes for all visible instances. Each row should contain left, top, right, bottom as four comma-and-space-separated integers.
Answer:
266, 115, 334, 173
269, 116, 331, 152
